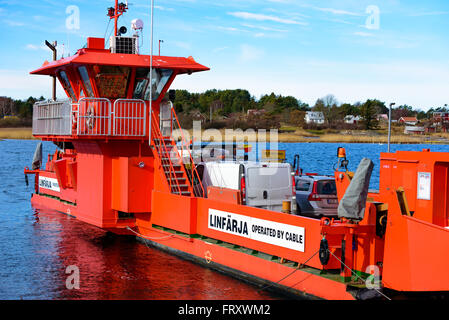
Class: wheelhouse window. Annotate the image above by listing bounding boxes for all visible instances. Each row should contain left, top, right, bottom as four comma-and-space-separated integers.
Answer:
133, 68, 173, 101
78, 66, 94, 97
58, 71, 76, 101
92, 65, 130, 99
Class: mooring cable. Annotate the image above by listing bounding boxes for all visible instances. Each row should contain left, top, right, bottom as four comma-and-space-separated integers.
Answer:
327, 249, 392, 301
257, 248, 320, 293
126, 226, 174, 241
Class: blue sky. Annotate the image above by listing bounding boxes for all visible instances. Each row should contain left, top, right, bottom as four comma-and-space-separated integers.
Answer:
0, 0, 448, 110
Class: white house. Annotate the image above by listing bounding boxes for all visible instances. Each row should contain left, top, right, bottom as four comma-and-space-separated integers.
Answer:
344, 115, 362, 124
305, 112, 325, 124
404, 126, 425, 135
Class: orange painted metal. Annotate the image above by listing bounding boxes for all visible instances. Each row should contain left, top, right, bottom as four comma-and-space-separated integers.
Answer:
111, 156, 154, 213
207, 187, 241, 205
53, 159, 68, 189
30, 48, 209, 76
382, 212, 449, 291
87, 37, 105, 50
151, 191, 197, 235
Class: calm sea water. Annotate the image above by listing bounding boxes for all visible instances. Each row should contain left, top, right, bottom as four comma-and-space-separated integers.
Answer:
1, 139, 449, 300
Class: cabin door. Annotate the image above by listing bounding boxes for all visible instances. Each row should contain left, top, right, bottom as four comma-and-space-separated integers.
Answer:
160, 101, 173, 137
433, 162, 449, 227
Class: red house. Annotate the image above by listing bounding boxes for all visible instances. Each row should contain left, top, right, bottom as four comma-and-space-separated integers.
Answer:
398, 117, 418, 125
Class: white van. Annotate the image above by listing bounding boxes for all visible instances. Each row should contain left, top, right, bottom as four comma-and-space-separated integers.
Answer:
195, 161, 296, 213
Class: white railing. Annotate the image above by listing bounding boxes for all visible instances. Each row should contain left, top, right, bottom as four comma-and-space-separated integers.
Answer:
113, 99, 146, 137
160, 101, 174, 137
77, 98, 112, 136
32, 100, 72, 136
32, 97, 148, 138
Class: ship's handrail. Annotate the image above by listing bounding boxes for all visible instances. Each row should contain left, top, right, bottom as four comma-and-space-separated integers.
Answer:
33, 97, 149, 138
32, 100, 73, 136
150, 111, 183, 195
170, 107, 205, 197
77, 97, 112, 136
112, 99, 146, 137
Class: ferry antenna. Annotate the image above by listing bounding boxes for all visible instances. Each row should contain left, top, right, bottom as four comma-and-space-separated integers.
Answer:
107, 0, 129, 37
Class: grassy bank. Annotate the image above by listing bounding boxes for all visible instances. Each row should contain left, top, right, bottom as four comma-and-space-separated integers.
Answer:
187, 128, 449, 144
1, 126, 448, 144
0, 127, 34, 140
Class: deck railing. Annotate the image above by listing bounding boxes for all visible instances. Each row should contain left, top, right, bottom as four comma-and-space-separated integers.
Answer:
32, 100, 73, 136
170, 106, 206, 197
77, 98, 112, 136
112, 99, 146, 136
33, 98, 147, 138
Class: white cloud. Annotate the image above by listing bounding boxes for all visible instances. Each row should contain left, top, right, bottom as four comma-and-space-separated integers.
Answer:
134, 3, 175, 11
217, 26, 241, 32
228, 11, 307, 25
241, 23, 287, 33
3, 19, 25, 26
25, 44, 39, 51
0, 70, 64, 99
313, 7, 361, 16
239, 44, 264, 62
155, 5, 175, 12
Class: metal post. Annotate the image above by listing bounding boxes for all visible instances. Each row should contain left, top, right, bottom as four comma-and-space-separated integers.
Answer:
388, 102, 395, 153
159, 40, 163, 56
45, 40, 57, 101
149, 0, 154, 145
114, 0, 118, 36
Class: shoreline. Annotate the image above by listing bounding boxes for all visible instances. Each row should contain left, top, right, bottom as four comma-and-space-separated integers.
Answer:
0, 127, 35, 140
1, 127, 448, 144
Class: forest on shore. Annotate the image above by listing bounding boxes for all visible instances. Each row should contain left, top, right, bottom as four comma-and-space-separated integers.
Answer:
1, 90, 444, 130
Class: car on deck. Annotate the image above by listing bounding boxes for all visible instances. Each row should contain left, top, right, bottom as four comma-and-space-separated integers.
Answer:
295, 174, 338, 218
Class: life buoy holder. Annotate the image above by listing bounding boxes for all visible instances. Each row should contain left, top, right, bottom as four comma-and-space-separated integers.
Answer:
85, 104, 96, 131
72, 113, 77, 131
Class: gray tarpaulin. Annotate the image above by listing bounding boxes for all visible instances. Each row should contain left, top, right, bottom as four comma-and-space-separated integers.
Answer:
31, 142, 42, 170
337, 158, 374, 220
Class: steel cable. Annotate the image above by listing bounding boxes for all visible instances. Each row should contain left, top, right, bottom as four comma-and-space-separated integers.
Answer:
327, 249, 391, 300
257, 248, 320, 293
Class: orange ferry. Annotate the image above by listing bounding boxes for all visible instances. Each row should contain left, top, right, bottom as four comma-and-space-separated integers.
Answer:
24, 2, 449, 300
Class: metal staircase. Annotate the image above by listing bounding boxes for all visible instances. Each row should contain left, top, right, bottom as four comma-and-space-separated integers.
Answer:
152, 135, 192, 196
150, 104, 204, 197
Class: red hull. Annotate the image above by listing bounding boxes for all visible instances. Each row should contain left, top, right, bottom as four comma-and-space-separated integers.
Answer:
31, 193, 355, 300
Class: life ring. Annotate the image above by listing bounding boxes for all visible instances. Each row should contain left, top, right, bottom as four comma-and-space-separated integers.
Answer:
85, 104, 96, 131
72, 113, 77, 131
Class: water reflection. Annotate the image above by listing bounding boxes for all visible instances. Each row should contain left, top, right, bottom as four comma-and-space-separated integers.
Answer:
30, 209, 282, 300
